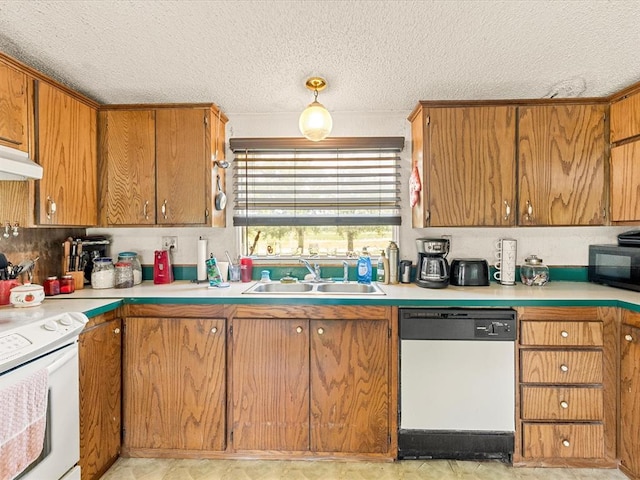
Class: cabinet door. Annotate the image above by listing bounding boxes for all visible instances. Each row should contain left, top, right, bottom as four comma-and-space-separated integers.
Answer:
427, 106, 516, 226
38, 82, 97, 225
99, 110, 156, 225
611, 91, 640, 143
231, 319, 310, 451
610, 141, 640, 222
620, 324, 640, 476
310, 319, 389, 454
124, 317, 226, 451
0, 61, 29, 151
518, 104, 605, 225
79, 319, 121, 480
156, 108, 208, 225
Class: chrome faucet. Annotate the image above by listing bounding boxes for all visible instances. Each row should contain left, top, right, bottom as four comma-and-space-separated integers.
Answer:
300, 258, 321, 282
342, 261, 349, 283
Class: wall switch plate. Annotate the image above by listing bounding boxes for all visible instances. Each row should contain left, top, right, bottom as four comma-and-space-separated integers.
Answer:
162, 236, 178, 251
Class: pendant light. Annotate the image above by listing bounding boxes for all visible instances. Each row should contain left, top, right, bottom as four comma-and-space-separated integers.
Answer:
299, 77, 333, 142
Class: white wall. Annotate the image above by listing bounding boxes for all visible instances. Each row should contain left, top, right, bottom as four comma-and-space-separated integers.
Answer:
88, 111, 631, 267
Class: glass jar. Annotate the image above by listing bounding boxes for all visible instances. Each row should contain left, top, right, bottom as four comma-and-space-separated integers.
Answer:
114, 262, 134, 289
60, 275, 75, 294
520, 255, 549, 286
118, 251, 142, 285
43, 276, 60, 296
91, 257, 115, 289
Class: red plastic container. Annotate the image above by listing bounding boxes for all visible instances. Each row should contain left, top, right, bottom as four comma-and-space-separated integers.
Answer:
240, 257, 253, 282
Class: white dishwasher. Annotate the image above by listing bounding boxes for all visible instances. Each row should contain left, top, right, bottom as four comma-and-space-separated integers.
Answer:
398, 308, 516, 461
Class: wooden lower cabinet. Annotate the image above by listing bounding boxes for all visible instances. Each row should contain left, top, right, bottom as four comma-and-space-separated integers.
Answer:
620, 317, 640, 480
79, 314, 121, 480
514, 307, 617, 467
230, 305, 395, 458
123, 314, 226, 454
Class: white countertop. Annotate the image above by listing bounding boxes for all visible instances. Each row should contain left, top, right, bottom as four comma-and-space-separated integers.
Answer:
40, 280, 640, 310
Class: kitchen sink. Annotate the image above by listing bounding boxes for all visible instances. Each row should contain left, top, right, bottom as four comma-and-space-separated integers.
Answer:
242, 281, 385, 295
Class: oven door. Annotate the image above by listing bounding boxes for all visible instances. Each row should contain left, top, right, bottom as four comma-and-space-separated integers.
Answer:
0, 343, 80, 480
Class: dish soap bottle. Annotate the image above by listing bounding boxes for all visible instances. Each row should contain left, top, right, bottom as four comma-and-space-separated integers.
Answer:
357, 251, 372, 284
376, 251, 386, 283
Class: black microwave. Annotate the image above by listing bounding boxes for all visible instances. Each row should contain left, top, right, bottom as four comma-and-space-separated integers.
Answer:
588, 244, 640, 292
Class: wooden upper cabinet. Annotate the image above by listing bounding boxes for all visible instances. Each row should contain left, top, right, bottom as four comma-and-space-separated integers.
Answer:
99, 110, 156, 225
610, 141, 640, 222
0, 60, 30, 152
518, 104, 606, 226
38, 82, 97, 225
611, 90, 640, 143
427, 106, 516, 226
155, 108, 208, 225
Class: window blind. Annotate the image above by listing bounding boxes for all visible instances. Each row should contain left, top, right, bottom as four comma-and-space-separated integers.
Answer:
230, 137, 404, 227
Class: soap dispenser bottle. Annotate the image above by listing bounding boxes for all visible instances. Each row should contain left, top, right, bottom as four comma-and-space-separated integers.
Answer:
357, 251, 372, 284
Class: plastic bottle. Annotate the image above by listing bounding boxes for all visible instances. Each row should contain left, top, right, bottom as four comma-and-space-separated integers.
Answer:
357, 252, 372, 284
376, 251, 386, 283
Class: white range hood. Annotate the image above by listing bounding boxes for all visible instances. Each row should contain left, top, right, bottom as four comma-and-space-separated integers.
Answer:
0, 144, 43, 181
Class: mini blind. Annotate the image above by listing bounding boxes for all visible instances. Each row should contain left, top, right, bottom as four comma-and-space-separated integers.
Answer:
230, 137, 404, 227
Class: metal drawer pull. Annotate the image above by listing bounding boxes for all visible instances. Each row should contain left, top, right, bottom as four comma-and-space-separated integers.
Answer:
296, 326, 303, 334
560, 364, 569, 372
211, 327, 218, 334
625, 334, 633, 342
562, 439, 570, 447
114, 327, 120, 334
560, 401, 569, 409
561, 330, 569, 338
317, 327, 324, 335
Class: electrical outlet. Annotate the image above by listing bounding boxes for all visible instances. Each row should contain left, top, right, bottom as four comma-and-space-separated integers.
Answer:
162, 236, 178, 251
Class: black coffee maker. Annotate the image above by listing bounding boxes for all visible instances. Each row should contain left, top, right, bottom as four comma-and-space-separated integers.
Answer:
79, 235, 110, 285
415, 238, 450, 288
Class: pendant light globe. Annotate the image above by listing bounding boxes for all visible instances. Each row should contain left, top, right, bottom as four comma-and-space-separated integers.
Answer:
299, 77, 332, 142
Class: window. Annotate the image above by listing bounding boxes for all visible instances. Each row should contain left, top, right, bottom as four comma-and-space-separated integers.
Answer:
230, 137, 403, 257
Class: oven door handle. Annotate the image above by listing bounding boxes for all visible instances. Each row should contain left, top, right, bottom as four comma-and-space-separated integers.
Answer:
47, 346, 77, 375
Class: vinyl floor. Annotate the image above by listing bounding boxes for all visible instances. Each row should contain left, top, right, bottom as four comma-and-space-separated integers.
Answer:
100, 457, 630, 480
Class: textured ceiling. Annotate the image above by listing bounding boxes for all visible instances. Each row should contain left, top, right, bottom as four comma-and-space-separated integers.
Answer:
0, 0, 639, 115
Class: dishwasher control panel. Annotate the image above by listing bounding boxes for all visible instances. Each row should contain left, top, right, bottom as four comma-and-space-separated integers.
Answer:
400, 308, 517, 341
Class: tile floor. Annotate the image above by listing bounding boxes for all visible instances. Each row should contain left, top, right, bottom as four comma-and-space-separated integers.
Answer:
100, 458, 629, 480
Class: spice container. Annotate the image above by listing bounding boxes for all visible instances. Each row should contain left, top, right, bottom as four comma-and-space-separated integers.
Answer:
114, 262, 134, 288
117, 251, 142, 285
43, 276, 60, 296
91, 257, 115, 289
60, 275, 75, 294
520, 255, 549, 286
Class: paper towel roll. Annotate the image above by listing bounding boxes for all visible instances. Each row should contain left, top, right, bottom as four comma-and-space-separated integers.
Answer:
197, 238, 208, 281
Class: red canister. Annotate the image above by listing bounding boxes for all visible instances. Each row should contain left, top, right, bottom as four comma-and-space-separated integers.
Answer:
60, 275, 75, 294
240, 257, 253, 282
44, 276, 60, 296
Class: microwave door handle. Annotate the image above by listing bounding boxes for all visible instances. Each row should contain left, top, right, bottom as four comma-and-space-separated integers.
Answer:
47, 347, 77, 375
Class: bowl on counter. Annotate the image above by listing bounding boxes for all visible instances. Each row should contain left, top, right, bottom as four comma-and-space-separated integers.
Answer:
10, 284, 45, 307
450, 259, 490, 286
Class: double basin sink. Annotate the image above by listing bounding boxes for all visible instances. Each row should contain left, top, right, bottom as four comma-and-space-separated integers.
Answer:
243, 281, 386, 296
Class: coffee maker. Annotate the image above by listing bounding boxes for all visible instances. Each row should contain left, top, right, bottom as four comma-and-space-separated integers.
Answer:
79, 235, 110, 286
415, 238, 450, 289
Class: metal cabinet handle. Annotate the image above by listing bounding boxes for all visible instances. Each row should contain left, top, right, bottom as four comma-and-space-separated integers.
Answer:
211, 327, 218, 334
523, 200, 533, 222
625, 334, 633, 342
562, 439, 570, 447
425, 210, 430, 222
296, 326, 303, 334
143, 200, 149, 220
560, 364, 569, 372
46, 196, 57, 219
161, 199, 168, 219
561, 330, 569, 338
113, 327, 120, 334
503, 200, 511, 221
560, 401, 569, 409
317, 327, 324, 335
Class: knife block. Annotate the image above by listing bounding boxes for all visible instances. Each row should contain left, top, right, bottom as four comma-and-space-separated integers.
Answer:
63, 269, 85, 290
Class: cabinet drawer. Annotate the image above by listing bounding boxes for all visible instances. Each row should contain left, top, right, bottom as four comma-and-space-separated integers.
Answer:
523, 423, 604, 459
521, 386, 603, 421
520, 321, 603, 346
520, 350, 602, 384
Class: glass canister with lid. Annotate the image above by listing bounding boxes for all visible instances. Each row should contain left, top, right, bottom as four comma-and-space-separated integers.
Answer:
91, 257, 115, 289
117, 251, 143, 285
520, 255, 549, 286
114, 262, 134, 288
